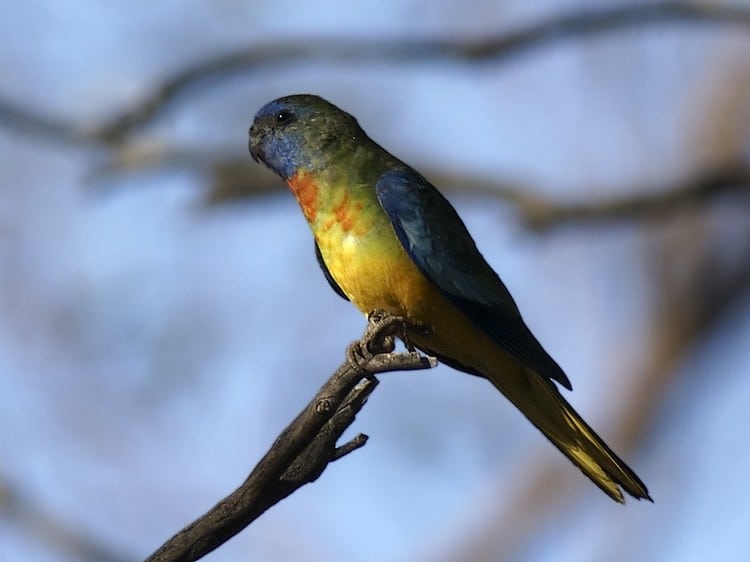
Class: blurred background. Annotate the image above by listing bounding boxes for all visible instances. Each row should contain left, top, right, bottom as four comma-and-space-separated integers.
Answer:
1, 1, 750, 561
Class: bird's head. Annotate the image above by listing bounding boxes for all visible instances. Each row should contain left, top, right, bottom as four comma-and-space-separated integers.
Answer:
249, 94, 363, 180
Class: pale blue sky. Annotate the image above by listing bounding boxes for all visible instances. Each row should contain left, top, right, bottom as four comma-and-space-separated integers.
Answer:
1, 2, 749, 561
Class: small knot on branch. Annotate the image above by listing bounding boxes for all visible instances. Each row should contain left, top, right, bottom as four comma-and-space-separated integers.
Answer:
315, 398, 332, 415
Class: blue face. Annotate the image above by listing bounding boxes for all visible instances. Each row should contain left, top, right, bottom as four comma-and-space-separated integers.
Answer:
249, 94, 362, 180
249, 97, 312, 180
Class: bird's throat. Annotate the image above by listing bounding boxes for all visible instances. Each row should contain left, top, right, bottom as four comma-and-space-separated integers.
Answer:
288, 171, 320, 223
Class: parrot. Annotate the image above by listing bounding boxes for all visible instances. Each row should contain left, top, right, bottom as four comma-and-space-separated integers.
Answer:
248, 94, 651, 503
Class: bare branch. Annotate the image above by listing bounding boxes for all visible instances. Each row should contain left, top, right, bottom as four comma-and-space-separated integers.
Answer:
330, 432, 369, 461
0, 98, 87, 145
184, 157, 748, 229
1, 4, 749, 145
82, 4, 750, 143
144, 314, 435, 562
0, 476, 128, 562
512, 162, 750, 231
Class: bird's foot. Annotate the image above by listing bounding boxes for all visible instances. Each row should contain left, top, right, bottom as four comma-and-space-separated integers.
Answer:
345, 340, 373, 373
364, 309, 399, 354
346, 311, 401, 372
365, 309, 431, 353
345, 311, 437, 376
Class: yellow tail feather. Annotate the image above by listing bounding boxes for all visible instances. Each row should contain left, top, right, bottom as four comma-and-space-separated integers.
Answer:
489, 364, 651, 503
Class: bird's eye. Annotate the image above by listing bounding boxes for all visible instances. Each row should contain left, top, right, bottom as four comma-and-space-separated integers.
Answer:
275, 110, 296, 125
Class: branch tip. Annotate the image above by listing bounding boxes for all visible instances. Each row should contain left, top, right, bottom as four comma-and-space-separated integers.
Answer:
331, 433, 369, 461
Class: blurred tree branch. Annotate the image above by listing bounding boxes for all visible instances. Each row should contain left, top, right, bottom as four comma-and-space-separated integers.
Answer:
0, 476, 128, 562
0, 4, 746, 562
90, 142, 749, 231
1, 3, 749, 146
145, 313, 435, 562
438, 218, 750, 562
134, 154, 746, 231
509, 162, 750, 231
2, 2, 747, 229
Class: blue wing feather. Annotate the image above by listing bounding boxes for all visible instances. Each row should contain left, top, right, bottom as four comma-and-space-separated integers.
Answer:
375, 167, 572, 390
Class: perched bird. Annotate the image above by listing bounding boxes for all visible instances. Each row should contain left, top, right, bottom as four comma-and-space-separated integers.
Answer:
249, 94, 651, 503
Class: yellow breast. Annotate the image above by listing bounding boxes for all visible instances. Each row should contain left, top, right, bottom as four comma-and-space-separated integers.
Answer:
291, 171, 446, 324
309, 187, 513, 377
320, 222, 433, 318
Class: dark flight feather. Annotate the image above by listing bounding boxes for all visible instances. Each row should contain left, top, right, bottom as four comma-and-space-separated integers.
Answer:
375, 167, 572, 390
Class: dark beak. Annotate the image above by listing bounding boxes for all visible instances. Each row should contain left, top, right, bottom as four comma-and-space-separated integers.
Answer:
248, 123, 262, 163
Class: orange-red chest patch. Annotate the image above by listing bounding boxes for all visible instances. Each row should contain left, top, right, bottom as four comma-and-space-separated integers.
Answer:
288, 171, 366, 235
331, 191, 364, 233
288, 172, 320, 223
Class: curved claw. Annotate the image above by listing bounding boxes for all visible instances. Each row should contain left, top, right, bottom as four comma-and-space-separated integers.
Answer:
363, 311, 404, 354
345, 340, 371, 372
366, 310, 431, 353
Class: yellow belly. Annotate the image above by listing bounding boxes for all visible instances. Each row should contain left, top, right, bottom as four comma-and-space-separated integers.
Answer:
317, 224, 515, 373
320, 228, 432, 317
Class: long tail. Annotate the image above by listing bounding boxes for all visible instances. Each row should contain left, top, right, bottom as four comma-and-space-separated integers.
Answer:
489, 364, 651, 503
